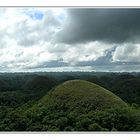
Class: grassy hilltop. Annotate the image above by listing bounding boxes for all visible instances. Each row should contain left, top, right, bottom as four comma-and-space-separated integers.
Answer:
18, 80, 139, 131
39, 80, 127, 112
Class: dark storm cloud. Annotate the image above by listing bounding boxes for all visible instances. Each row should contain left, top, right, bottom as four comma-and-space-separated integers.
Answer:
57, 9, 140, 44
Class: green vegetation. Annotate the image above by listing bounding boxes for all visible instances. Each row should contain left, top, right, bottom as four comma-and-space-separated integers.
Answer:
113, 78, 140, 105
0, 79, 10, 91
39, 80, 127, 112
0, 72, 139, 131
88, 74, 140, 105
23, 75, 57, 91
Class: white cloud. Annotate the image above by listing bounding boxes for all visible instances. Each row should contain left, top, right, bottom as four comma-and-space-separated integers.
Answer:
0, 8, 66, 71
112, 43, 140, 63
60, 41, 113, 65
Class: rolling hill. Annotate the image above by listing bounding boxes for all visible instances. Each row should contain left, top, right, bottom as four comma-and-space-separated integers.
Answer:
22, 80, 130, 131
0, 73, 140, 131
39, 80, 128, 112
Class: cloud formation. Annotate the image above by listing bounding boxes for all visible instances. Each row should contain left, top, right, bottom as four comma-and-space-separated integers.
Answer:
56, 9, 140, 44
113, 43, 140, 63
0, 8, 139, 72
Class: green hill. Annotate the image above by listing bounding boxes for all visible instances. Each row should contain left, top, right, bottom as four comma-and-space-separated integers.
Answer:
2, 80, 140, 131
23, 80, 130, 131
39, 80, 127, 112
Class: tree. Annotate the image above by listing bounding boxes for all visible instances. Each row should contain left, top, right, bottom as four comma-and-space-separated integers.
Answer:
88, 123, 104, 131
56, 117, 68, 130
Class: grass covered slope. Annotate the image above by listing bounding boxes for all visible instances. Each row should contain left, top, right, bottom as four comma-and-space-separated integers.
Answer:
40, 80, 127, 112
22, 80, 130, 131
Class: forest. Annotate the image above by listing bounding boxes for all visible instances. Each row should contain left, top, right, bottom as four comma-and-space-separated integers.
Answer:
0, 72, 140, 131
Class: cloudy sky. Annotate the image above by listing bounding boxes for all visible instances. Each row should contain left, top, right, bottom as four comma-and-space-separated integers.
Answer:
0, 8, 140, 72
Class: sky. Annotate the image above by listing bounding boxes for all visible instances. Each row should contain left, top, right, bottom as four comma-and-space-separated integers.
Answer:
0, 8, 140, 72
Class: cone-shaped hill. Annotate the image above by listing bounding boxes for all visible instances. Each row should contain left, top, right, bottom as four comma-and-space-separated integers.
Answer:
2, 80, 139, 131
38, 80, 127, 113
19, 80, 130, 131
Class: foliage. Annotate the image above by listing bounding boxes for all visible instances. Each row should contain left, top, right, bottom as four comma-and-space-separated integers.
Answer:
0, 72, 139, 131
